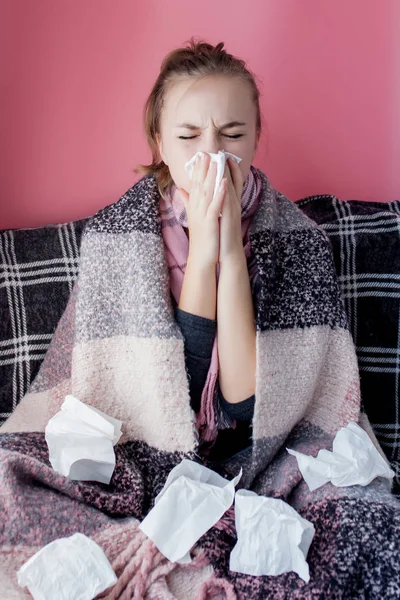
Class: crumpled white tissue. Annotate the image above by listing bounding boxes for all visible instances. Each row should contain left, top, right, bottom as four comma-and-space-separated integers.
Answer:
17, 532, 117, 600
230, 490, 315, 582
287, 421, 395, 491
45, 394, 122, 484
139, 459, 242, 564
184, 150, 242, 200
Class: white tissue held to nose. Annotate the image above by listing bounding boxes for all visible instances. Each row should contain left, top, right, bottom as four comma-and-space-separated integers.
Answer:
184, 150, 242, 201
287, 421, 395, 491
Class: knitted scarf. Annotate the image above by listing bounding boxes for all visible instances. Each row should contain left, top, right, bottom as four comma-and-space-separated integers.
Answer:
0, 170, 399, 599
161, 165, 262, 440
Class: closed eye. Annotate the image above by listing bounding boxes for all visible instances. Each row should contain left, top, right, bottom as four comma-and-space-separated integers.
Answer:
178, 134, 243, 140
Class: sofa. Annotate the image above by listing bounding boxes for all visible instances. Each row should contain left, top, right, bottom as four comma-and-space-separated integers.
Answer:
1, 192, 399, 498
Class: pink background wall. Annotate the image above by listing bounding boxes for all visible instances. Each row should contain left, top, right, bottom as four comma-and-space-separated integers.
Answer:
1, 0, 399, 230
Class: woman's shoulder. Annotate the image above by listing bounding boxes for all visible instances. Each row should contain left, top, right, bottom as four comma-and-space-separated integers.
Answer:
84, 174, 161, 236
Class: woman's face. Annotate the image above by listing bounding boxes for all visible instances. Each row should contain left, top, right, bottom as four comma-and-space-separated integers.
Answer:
156, 75, 260, 193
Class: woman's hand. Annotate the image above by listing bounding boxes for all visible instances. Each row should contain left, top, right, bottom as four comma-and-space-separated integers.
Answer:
218, 156, 245, 265
216, 158, 256, 403
178, 153, 225, 268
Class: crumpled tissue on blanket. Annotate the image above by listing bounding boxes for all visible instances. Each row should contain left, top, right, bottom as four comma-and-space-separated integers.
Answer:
287, 421, 395, 491
230, 490, 315, 582
45, 394, 122, 484
17, 532, 117, 600
140, 459, 242, 564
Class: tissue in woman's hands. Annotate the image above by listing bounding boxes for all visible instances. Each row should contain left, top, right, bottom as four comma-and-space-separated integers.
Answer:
287, 421, 395, 491
230, 490, 315, 582
45, 395, 122, 484
139, 459, 242, 564
184, 150, 242, 200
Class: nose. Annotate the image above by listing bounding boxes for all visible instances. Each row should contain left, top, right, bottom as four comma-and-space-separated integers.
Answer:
201, 131, 223, 155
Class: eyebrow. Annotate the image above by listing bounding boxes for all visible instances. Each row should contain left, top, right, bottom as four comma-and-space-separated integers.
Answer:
175, 121, 247, 130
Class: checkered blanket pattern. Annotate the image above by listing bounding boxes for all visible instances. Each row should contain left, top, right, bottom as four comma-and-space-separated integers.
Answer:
0, 218, 88, 422
296, 195, 400, 496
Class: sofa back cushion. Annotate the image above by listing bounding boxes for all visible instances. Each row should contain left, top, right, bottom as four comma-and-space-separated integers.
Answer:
295, 195, 400, 495
0, 219, 88, 423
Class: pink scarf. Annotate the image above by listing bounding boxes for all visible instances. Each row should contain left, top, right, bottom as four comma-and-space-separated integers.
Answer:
160, 165, 262, 442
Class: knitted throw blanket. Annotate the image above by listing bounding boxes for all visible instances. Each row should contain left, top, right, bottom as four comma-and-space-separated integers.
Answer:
1, 171, 399, 599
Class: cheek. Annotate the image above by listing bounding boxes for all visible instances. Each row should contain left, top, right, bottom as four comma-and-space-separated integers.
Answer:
229, 142, 254, 175
238, 159, 252, 183
167, 158, 192, 193
167, 143, 201, 192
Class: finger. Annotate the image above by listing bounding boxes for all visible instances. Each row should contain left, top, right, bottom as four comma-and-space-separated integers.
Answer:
209, 176, 226, 216
203, 160, 218, 202
192, 152, 210, 186
223, 161, 237, 205
227, 157, 244, 201
189, 154, 210, 208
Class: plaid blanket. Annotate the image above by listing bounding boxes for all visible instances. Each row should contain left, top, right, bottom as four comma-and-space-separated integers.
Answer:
297, 195, 400, 497
0, 174, 399, 598
0, 219, 87, 423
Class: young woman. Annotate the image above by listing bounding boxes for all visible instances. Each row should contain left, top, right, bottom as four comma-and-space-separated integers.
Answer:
1, 38, 399, 600
136, 38, 264, 460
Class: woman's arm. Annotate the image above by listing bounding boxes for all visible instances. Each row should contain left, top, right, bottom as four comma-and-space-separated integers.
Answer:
178, 253, 217, 320
217, 252, 256, 404
177, 154, 222, 320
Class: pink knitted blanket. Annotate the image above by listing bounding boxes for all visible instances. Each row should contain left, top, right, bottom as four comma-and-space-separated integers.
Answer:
1, 170, 399, 599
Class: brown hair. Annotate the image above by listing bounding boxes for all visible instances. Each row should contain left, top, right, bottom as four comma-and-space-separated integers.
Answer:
134, 37, 264, 200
